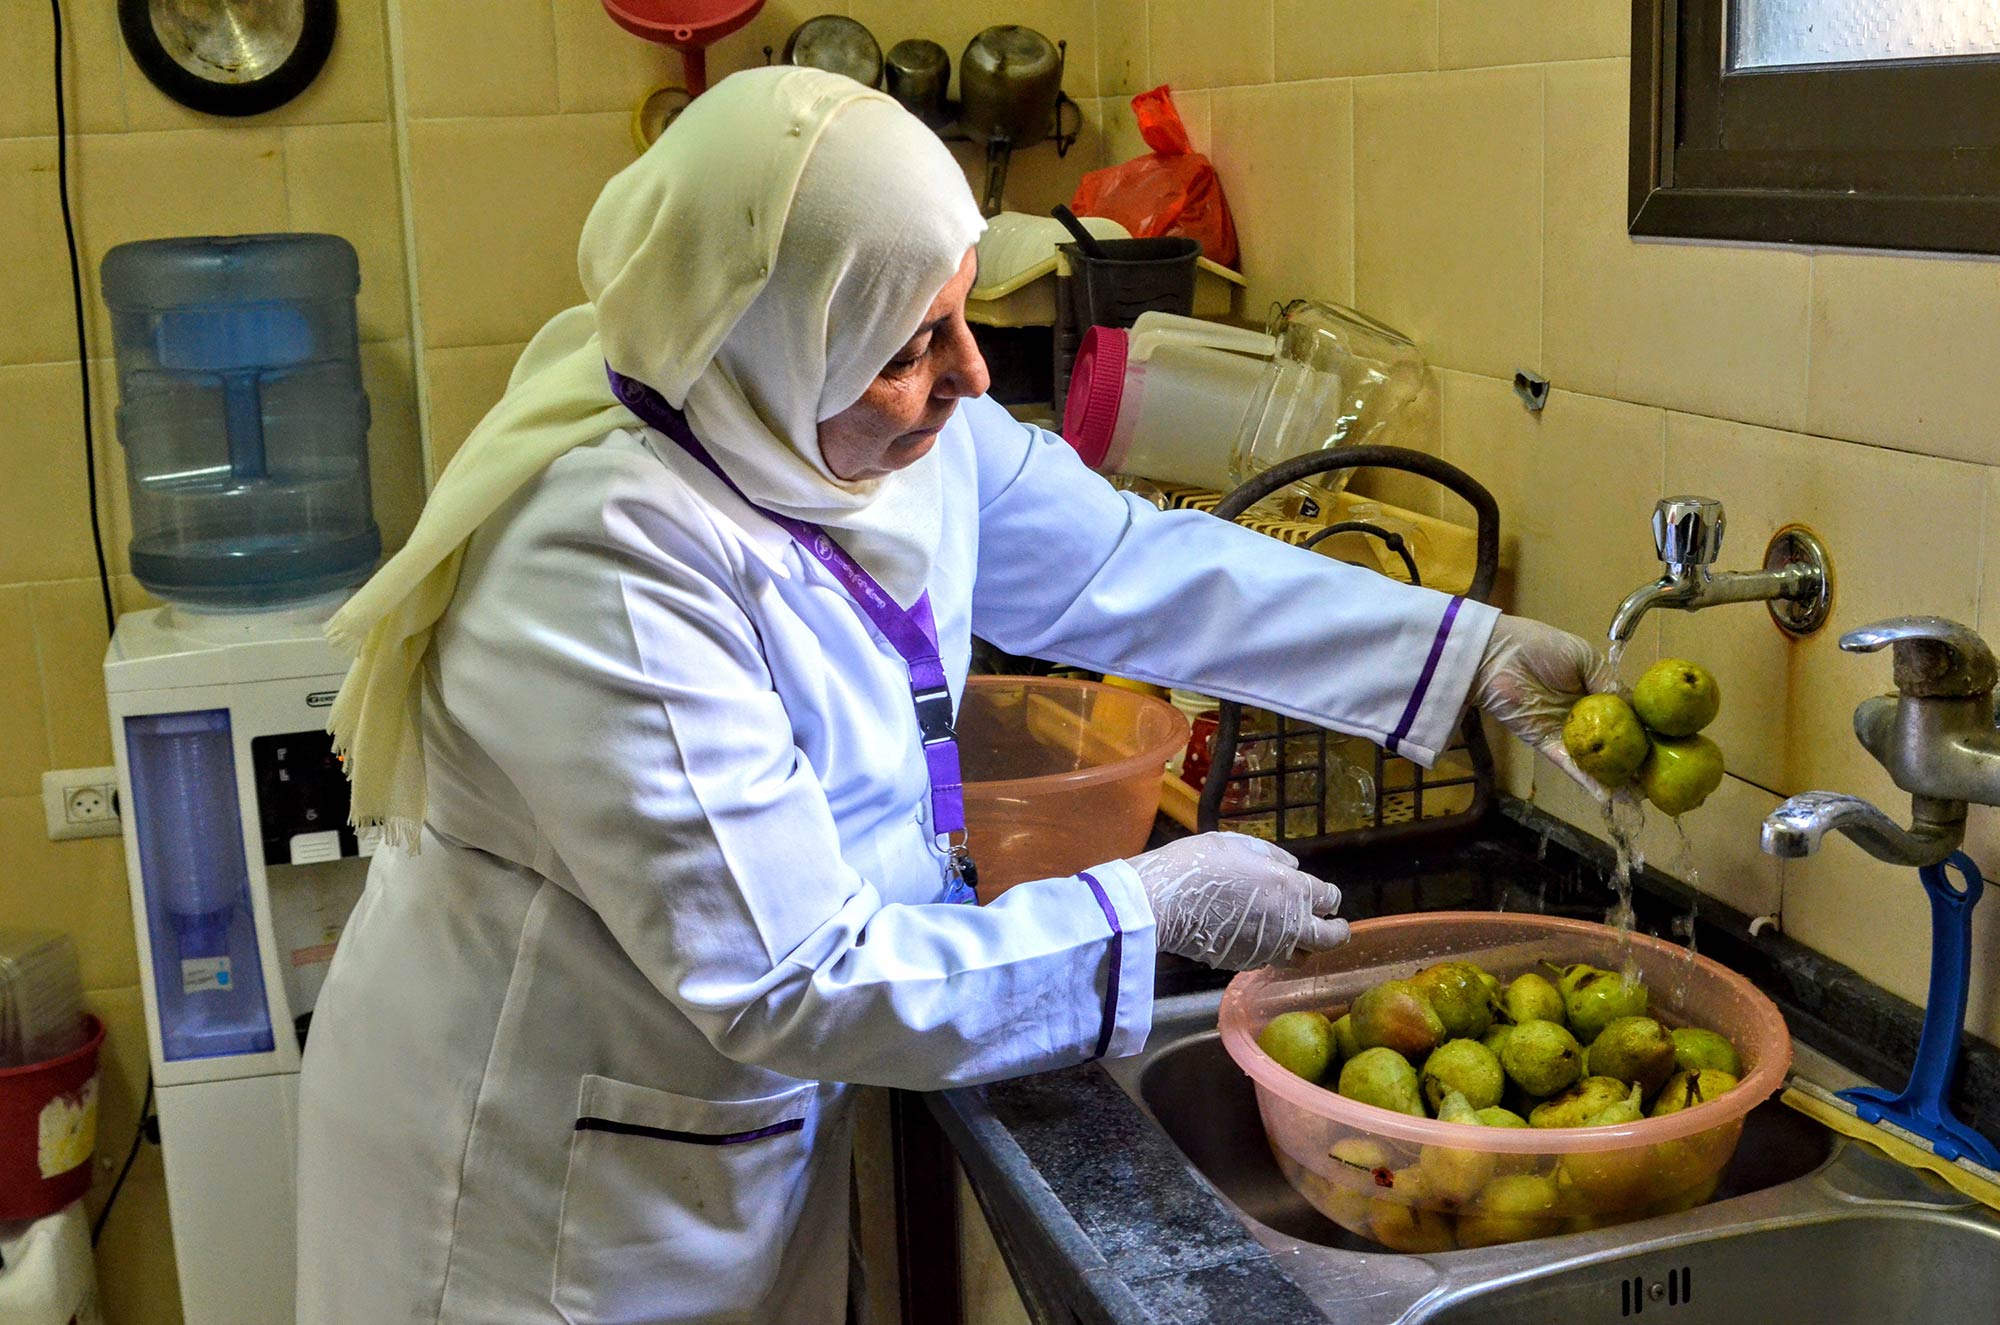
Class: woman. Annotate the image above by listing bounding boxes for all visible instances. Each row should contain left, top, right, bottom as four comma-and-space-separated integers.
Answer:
297, 67, 1608, 1323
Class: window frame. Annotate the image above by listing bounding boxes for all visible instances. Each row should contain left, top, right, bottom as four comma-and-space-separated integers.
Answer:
1631, 0, 2000, 255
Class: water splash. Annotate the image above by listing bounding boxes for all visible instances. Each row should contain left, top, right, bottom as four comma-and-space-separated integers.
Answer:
1599, 794, 1647, 980
1666, 819, 1702, 1010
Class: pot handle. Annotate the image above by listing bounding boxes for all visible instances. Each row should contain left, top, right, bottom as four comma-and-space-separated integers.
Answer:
981, 139, 1014, 217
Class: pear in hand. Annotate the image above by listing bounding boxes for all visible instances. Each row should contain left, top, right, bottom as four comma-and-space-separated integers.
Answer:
1632, 658, 1721, 737
1638, 734, 1725, 816
1562, 694, 1651, 788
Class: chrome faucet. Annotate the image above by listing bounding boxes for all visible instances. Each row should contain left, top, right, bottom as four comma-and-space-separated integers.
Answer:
1607, 497, 1832, 644
1761, 617, 2000, 867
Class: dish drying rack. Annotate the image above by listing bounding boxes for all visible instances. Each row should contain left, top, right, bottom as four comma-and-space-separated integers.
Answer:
1158, 444, 1502, 856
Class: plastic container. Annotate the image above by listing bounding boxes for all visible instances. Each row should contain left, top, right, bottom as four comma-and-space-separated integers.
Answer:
0, 1015, 105, 1222
958, 677, 1190, 902
1060, 235, 1202, 329
1229, 300, 1428, 515
122, 710, 276, 1064
1220, 913, 1792, 1251
0, 1201, 104, 1325
0, 933, 85, 1071
101, 234, 381, 610
1062, 313, 1276, 492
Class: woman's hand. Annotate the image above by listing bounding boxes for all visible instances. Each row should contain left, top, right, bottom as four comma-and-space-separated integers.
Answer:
1472, 614, 1620, 796
1127, 833, 1348, 970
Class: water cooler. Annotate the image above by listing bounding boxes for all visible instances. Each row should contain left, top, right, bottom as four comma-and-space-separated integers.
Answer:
100, 234, 380, 1323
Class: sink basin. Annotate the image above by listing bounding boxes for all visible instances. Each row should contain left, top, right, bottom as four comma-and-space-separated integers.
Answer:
1417, 1211, 2000, 1323
1136, 1031, 1834, 1252
1100, 989, 2000, 1324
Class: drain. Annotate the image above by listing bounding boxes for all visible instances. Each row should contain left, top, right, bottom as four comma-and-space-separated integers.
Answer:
1620, 1267, 1693, 1316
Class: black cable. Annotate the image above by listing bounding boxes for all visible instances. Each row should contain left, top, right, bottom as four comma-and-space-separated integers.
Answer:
55, 0, 145, 1248
53, 0, 117, 638
92, 1072, 154, 1247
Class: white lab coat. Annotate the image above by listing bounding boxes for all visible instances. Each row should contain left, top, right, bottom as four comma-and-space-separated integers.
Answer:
294, 394, 1495, 1323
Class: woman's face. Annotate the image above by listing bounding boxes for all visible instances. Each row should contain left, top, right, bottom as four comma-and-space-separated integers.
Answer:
818, 248, 989, 482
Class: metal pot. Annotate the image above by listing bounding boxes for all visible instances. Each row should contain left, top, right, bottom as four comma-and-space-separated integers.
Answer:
781, 14, 883, 88
885, 39, 950, 128
959, 26, 1067, 215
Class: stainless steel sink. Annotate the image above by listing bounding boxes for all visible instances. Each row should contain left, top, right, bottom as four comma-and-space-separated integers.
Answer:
1100, 989, 2000, 1324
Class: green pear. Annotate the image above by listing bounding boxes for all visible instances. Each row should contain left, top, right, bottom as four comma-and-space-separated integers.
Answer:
1645, 1172, 1722, 1217
1638, 733, 1725, 817
1368, 1168, 1457, 1252
1257, 1010, 1336, 1083
1350, 979, 1448, 1060
1584, 1016, 1677, 1097
1561, 1126, 1657, 1207
1419, 1092, 1498, 1204
1339, 1047, 1427, 1117
1529, 1076, 1632, 1128
1457, 1173, 1560, 1248
1482, 1023, 1515, 1060
1421, 1039, 1506, 1112
1333, 1012, 1362, 1064
1649, 1068, 1740, 1117
1411, 961, 1497, 1039
1562, 694, 1651, 788
1475, 1106, 1529, 1128
1633, 658, 1720, 738
1500, 1019, 1584, 1097
1671, 1027, 1743, 1077
1501, 971, 1567, 1027
1557, 966, 1649, 1044
1328, 1137, 1394, 1173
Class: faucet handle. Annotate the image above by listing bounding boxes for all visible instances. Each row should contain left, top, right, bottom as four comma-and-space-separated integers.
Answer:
1653, 496, 1725, 568
1841, 616, 1999, 697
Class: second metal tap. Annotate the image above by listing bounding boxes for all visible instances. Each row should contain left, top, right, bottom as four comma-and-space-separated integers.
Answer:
1608, 496, 1833, 645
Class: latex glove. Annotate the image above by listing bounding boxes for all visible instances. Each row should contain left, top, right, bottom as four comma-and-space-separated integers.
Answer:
1127, 833, 1348, 971
1471, 614, 1621, 796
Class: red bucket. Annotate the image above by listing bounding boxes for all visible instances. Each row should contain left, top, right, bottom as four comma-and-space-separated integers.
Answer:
0, 1014, 106, 1221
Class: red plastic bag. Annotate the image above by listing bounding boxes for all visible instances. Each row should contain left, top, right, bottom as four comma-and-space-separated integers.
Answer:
1070, 86, 1239, 270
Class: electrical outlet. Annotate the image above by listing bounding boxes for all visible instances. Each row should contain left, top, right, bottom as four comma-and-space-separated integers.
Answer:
43, 767, 121, 841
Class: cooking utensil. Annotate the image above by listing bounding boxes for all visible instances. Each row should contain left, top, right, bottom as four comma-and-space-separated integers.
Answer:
602, 0, 765, 97
118, 0, 337, 117
960, 25, 1071, 216
885, 39, 950, 127
1050, 203, 1110, 261
781, 15, 883, 88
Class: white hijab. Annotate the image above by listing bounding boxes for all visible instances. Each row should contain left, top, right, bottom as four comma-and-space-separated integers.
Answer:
327, 67, 986, 845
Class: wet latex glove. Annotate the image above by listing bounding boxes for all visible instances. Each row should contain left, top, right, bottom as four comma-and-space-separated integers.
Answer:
1127, 833, 1349, 970
1471, 614, 1621, 796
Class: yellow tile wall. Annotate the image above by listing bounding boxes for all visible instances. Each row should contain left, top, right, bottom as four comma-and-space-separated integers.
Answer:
1085, 0, 2000, 1047
2, 4, 418, 1320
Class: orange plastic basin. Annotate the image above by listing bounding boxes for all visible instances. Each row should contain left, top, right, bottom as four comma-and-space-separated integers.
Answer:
1220, 912, 1793, 1250
959, 676, 1190, 902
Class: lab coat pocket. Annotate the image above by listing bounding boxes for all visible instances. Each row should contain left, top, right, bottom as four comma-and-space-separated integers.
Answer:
551, 1075, 818, 1325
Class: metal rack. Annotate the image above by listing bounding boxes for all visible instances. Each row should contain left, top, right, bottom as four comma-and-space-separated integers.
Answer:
1195, 444, 1502, 855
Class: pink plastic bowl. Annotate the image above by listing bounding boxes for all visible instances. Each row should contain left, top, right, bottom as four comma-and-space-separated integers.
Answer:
959, 677, 1189, 902
1220, 912, 1792, 1250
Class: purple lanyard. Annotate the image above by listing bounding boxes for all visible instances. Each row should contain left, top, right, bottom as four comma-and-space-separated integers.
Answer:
608, 369, 976, 898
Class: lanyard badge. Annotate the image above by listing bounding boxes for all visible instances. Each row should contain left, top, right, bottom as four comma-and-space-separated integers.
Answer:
610, 368, 980, 904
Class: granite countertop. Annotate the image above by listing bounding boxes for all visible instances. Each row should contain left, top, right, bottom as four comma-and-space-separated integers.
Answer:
929, 796, 2000, 1324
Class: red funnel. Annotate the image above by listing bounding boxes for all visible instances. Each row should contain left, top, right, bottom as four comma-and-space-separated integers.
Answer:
601, 0, 765, 95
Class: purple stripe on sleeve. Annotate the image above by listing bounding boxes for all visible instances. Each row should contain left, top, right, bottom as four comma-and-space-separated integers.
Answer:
1076, 870, 1123, 1060
1385, 596, 1465, 756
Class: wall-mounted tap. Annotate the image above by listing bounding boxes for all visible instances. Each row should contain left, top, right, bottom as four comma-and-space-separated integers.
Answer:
1762, 617, 2000, 867
1607, 497, 1832, 645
